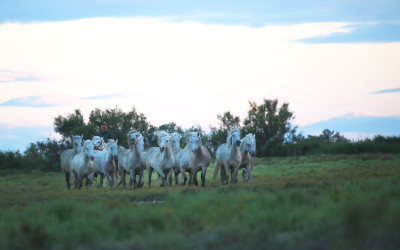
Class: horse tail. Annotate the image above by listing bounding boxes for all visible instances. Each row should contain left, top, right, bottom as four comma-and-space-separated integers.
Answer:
212, 160, 220, 181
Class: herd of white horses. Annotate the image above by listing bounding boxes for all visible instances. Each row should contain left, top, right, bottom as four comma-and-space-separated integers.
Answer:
60, 128, 257, 190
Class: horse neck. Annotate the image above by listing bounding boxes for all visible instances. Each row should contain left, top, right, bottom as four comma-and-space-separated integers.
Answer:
72, 142, 79, 154
82, 149, 90, 162
239, 141, 247, 156
132, 143, 141, 159
128, 141, 134, 150
229, 143, 240, 158
105, 146, 114, 163
163, 143, 173, 160
195, 139, 204, 157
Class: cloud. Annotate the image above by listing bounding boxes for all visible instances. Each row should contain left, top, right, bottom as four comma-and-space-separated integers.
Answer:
300, 23, 400, 43
0, 17, 399, 133
0, 96, 56, 107
298, 114, 400, 136
81, 93, 123, 100
0, 70, 43, 83
370, 88, 400, 94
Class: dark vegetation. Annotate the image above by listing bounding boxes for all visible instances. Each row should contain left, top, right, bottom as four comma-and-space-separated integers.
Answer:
1, 98, 399, 172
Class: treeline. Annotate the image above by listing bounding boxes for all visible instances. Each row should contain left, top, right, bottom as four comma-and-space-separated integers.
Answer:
1, 99, 400, 172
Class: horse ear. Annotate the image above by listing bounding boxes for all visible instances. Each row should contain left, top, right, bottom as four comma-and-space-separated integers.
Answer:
197, 131, 200, 137
116, 139, 118, 144
80, 134, 83, 138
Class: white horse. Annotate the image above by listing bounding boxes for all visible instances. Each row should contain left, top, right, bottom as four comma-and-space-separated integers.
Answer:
71, 139, 96, 189
118, 130, 145, 188
93, 139, 118, 188
213, 128, 242, 185
60, 134, 83, 190
187, 132, 211, 187
170, 132, 183, 185
92, 136, 105, 150
175, 132, 191, 185
143, 131, 175, 187
238, 133, 256, 182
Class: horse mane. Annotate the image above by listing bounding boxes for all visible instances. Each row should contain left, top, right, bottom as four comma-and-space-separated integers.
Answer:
171, 132, 180, 138
239, 134, 251, 151
154, 131, 170, 146
82, 140, 91, 152
227, 127, 240, 146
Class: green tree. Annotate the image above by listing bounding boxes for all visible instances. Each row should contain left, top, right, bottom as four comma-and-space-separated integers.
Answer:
320, 129, 349, 143
242, 99, 295, 156
54, 106, 153, 148
88, 106, 152, 148
54, 109, 91, 141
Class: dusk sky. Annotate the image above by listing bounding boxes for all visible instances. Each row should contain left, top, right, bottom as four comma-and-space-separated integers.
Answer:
1, 0, 400, 151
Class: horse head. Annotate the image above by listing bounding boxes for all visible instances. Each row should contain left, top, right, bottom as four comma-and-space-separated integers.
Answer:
242, 133, 256, 156
229, 127, 241, 147
83, 140, 95, 161
72, 134, 83, 153
107, 139, 119, 160
128, 130, 141, 146
92, 136, 104, 150
155, 131, 170, 153
189, 132, 201, 153
171, 132, 181, 149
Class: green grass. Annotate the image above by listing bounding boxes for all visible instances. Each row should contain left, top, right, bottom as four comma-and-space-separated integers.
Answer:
1, 153, 400, 249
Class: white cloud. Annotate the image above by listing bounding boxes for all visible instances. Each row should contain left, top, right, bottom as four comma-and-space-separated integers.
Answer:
0, 18, 399, 131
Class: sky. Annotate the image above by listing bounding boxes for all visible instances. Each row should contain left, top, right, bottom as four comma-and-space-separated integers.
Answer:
1, 0, 400, 152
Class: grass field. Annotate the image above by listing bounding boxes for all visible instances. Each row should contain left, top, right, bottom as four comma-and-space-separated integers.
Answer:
1, 153, 400, 249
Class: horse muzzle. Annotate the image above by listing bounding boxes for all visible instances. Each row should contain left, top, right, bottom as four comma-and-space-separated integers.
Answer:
236, 140, 241, 146
160, 147, 165, 153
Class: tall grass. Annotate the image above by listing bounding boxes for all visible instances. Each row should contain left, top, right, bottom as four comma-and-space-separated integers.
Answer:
1, 153, 400, 249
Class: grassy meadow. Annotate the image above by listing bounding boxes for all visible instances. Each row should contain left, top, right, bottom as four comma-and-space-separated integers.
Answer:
1, 153, 400, 249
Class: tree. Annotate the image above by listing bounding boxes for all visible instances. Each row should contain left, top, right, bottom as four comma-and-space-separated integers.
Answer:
242, 99, 295, 156
146, 122, 184, 147
54, 109, 90, 141
320, 129, 348, 143
88, 106, 152, 148
54, 106, 153, 148
217, 112, 241, 130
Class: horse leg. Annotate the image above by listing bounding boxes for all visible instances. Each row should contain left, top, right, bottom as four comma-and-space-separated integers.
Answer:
132, 170, 138, 188
242, 169, 247, 182
247, 165, 253, 182
85, 177, 89, 187
120, 171, 126, 189
70, 171, 78, 189
192, 169, 198, 186
201, 167, 207, 187
138, 169, 144, 188
180, 168, 187, 186
129, 169, 135, 188
232, 166, 239, 184
105, 171, 113, 188
78, 176, 83, 190
148, 167, 153, 188
165, 169, 173, 187
88, 173, 94, 188
222, 164, 229, 185
64, 172, 71, 190
188, 171, 193, 186
175, 170, 182, 185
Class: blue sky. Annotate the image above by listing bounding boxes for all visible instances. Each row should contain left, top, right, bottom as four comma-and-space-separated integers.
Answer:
1, 0, 400, 152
